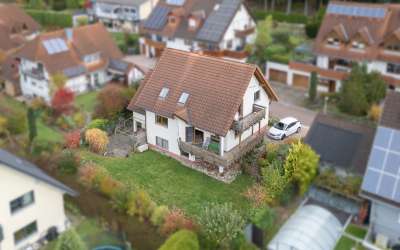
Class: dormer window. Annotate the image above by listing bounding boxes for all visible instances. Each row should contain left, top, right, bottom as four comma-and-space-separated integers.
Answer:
327, 37, 340, 46
178, 92, 189, 104
168, 15, 177, 25
159, 87, 169, 99
387, 44, 400, 52
352, 41, 365, 49
188, 18, 197, 29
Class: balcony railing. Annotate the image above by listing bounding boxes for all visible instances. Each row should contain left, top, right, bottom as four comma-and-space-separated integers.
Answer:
178, 129, 265, 168
201, 49, 249, 59
144, 38, 166, 49
234, 26, 255, 38
25, 68, 45, 80
232, 104, 266, 133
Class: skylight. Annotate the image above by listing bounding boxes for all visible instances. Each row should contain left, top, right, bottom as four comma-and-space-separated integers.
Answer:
159, 87, 169, 99
42, 38, 69, 55
178, 92, 189, 104
166, 0, 185, 6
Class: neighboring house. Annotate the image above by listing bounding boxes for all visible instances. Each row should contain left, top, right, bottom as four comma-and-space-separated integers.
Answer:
266, 1, 400, 92
139, 0, 256, 61
0, 56, 21, 97
127, 49, 278, 178
0, 4, 40, 56
14, 23, 143, 102
360, 91, 400, 248
305, 113, 375, 175
0, 149, 76, 250
88, 0, 159, 33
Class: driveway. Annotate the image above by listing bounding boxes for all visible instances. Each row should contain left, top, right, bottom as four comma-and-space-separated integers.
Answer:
124, 55, 157, 72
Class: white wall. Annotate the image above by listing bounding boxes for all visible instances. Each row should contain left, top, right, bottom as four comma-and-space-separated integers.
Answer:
316, 55, 329, 69
370, 200, 400, 245
0, 164, 68, 250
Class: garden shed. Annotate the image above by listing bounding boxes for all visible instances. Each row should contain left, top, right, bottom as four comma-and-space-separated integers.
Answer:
268, 204, 344, 250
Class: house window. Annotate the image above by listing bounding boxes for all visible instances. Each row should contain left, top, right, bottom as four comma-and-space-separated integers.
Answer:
227, 40, 233, 49
14, 221, 37, 244
327, 37, 340, 46
352, 41, 365, 49
156, 136, 169, 149
387, 63, 400, 74
386, 44, 400, 52
254, 90, 260, 101
155, 115, 168, 127
10, 191, 34, 214
184, 39, 192, 46
178, 92, 189, 104
159, 87, 169, 99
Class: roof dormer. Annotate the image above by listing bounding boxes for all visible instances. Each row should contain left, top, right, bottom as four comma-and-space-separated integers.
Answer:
325, 24, 348, 47
382, 28, 400, 53
188, 10, 205, 31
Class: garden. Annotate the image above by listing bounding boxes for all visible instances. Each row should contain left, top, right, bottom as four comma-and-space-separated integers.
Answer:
335, 224, 367, 250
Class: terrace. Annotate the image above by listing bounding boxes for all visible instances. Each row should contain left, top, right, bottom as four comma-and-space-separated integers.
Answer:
232, 104, 266, 133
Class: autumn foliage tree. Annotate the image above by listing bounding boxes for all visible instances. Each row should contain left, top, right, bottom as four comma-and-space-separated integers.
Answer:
94, 84, 136, 119
51, 88, 75, 115
84, 128, 109, 153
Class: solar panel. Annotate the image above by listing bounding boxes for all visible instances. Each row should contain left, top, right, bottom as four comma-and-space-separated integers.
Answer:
196, 0, 241, 43
143, 5, 170, 30
361, 126, 400, 203
42, 38, 69, 55
327, 3, 386, 19
166, 0, 185, 6
63, 66, 86, 78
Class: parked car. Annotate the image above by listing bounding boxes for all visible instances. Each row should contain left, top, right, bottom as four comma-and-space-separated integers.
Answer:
268, 117, 301, 140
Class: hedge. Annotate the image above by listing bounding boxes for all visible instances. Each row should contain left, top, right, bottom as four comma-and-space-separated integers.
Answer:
25, 9, 72, 28
253, 10, 309, 24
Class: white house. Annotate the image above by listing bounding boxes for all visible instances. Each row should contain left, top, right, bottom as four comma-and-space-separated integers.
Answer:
127, 49, 278, 177
15, 23, 144, 103
139, 0, 256, 61
0, 149, 76, 250
266, 1, 400, 92
88, 0, 159, 33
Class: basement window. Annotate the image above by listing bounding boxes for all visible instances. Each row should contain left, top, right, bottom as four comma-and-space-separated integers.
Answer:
159, 87, 169, 99
178, 92, 189, 104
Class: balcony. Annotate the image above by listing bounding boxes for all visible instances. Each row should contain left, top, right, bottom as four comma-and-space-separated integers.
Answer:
234, 26, 255, 38
144, 38, 166, 49
201, 49, 249, 60
178, 128, 265, 168
24, 68, 45, 80
232, 104, 266, 133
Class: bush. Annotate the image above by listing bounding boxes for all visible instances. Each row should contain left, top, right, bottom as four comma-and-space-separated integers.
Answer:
7, 111, 27, 135
55, 229, 87, 250
51, 88, 75, 115
99, 175, 123, 198
58, 150, 80, 174
127, 190, 156, 221
94, 85, 136, 119
243, 184, 267, 208
78, 163, 107, 188
159, 230, 200, 250
25, 9, 72, 28
151, 205, 170, 226
161, 208, 195, 236
87, 119, 109, 131
111, 188, 130, 213
0, 115, 8, 135
73, 112, 85, 128
250, 206, 275, 231
64, 130, 81, 149
197, 203, 245, 248
85, 128, 109, 154
368, 104, 381, 122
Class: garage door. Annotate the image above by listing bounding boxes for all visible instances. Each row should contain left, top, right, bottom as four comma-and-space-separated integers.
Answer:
293, 74, 309, 89
269, 69, 287, 84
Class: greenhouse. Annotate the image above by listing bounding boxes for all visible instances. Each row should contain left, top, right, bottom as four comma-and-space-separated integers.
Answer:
268, 205, 344, 250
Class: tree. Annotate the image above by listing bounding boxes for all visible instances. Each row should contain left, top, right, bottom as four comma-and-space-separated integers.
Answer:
255, 16, 273, 52
364, 71, 386, 104
27, 107, 37, 145
261, 161, 289, 201
284, 140, 319, 194
51, 73, 67, 93
0, 116, 8, 136
197, 202, 245, 249
55, 229, 87, 250
66, 0, 80, 9
51, 88, 75, 115
308, 71, 318, 102
28, 0, 45, 9
94, 84, 136, 119
159, 230, 200, 250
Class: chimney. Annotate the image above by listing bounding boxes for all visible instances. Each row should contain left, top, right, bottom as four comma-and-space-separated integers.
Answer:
65, 28, 73, 42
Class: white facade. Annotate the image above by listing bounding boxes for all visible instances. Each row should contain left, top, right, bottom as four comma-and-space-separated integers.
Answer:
0, 164, 69, 250
369, 199, 400, 246
91, 0, 158, 33
133, 75, 270, 158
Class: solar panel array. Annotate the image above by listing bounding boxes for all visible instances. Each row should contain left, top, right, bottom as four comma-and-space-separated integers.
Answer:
361, 126, 400, 203
63, 66, 86, 78
327, 3, 386, 18
166, 0, 185, 6
143, 5, 170, 30
196, 0, 241, 43
42, 38, 69, 55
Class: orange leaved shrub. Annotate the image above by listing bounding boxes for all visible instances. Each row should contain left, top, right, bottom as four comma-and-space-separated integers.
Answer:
85, 128, 109, 153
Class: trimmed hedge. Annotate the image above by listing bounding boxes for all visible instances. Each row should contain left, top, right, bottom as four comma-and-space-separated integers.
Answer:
253, 10, 309, 24
25, 9, 72, 28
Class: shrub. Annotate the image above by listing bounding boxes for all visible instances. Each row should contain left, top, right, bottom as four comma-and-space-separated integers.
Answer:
84, 128, 109, 154
58, 150, 80, 174
55, 229, 87, 250
111, 188, 130, 213
78, 163, 107, 188
250, 206, 275, 231
151, 205, 170, 226
243, 184, 267, 208
73, 112, 85, 128
127, 190, 156, 221
368, 104, 381, 122
51, 88, 75, 115
197, 203, 245, 248
87, 119, 109, 131
161, 208, 195, 236
99, 175, 123, 198
308, 72, 318, 102
7, 111, 27, 135
64, 130, 81, 149
0, 115, 8, 135
159, 230, 200, 250
94, 85, 136, 119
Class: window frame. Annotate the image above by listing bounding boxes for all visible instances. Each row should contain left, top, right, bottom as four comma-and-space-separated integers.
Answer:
254, 90, 260, 101
10, 191, 35, 214
387, 63, 400, 74
14, 221, 37, 245
156, 136, 169, 150
155, 114, 168, 128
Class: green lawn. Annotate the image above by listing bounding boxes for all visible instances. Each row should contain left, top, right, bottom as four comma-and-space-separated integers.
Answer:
335, 224, 367, 250
80, 150, 254, 216
75, 91, 98, 113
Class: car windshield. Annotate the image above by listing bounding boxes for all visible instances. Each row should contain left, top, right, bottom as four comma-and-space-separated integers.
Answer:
274, 122, 286, 130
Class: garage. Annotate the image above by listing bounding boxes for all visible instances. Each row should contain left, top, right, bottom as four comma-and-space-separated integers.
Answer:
269, 69, 287, 84
293, 74, 309, 89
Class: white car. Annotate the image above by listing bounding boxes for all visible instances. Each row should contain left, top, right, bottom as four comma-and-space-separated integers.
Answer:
268, 117, 302, 140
